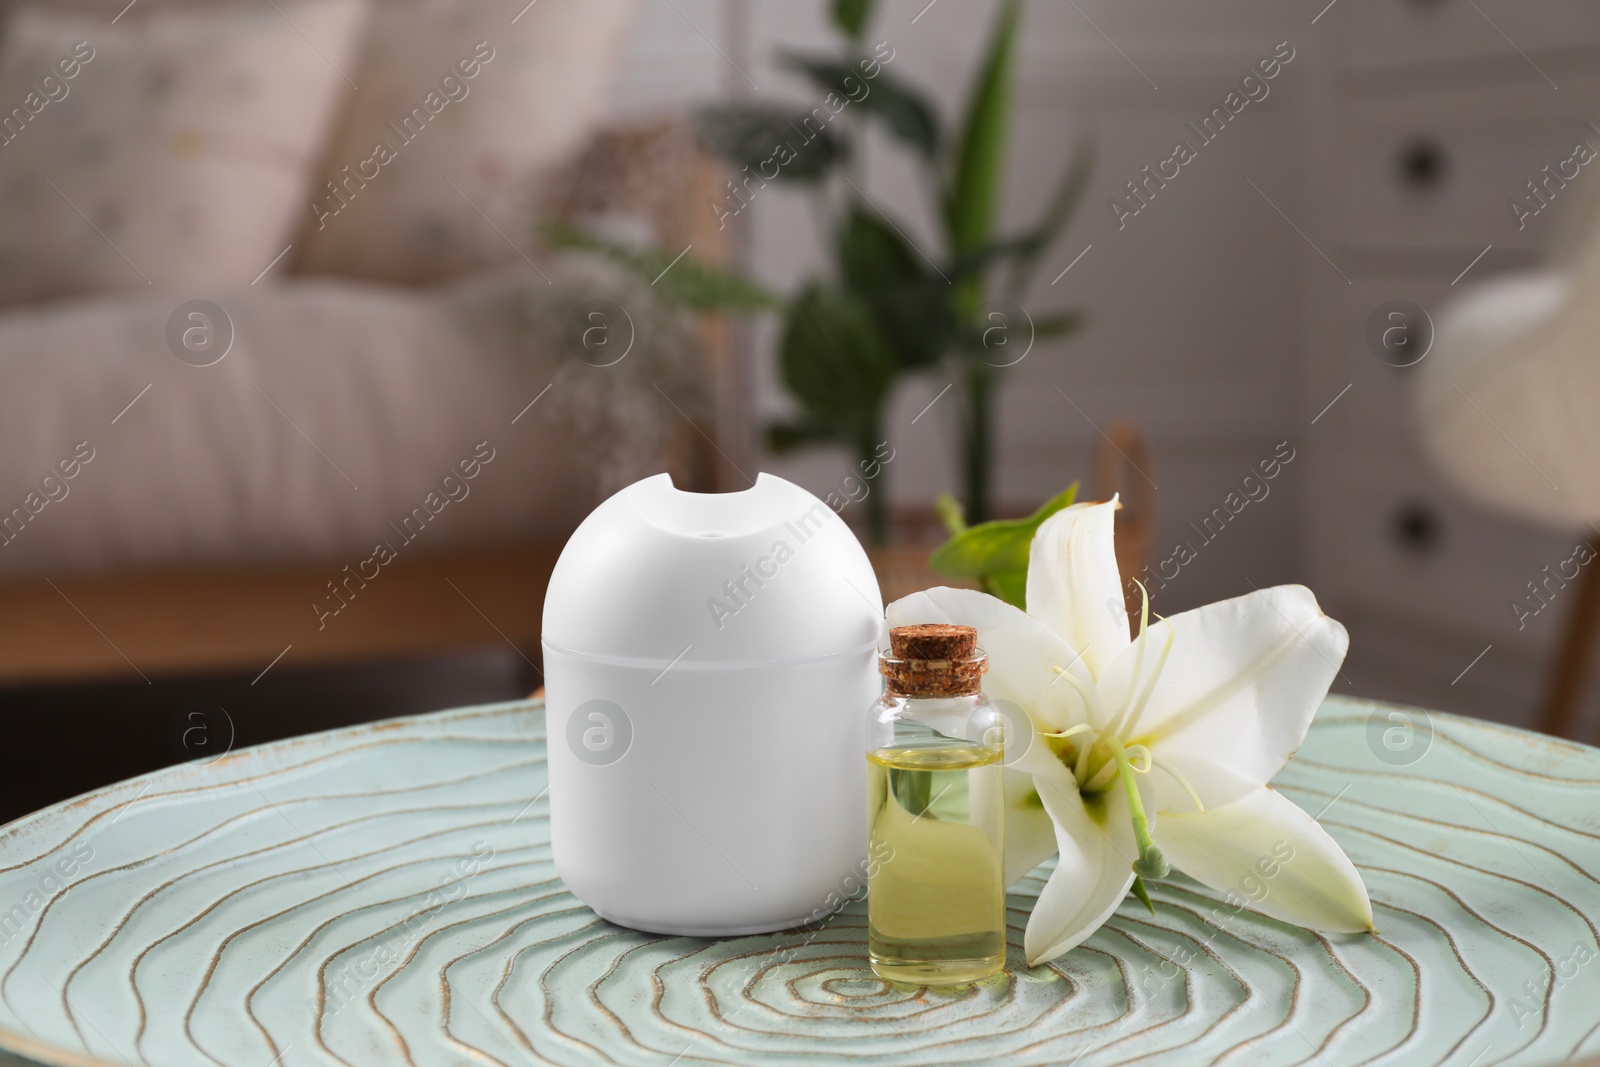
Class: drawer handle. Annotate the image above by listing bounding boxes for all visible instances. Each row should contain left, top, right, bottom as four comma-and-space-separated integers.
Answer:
1398, 137, 1449, 191
1393, 501, 1443, 553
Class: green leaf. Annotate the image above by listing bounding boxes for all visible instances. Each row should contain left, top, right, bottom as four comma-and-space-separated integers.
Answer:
1131, 875, 1157, 916
950, 308, 1081, 356
928, 482, 1078, 608
835, 204, 957, 371
831, 0, 874, 39
935, 492, 967, 536
874, 281, 959, 370
863, 70, 942, 157
946, 234, 1035, 282
693, 104, 844, 182
981, 569, 1028, 607
940, 308, 1081, 367
778, 52, 940, 158
1006, 134, 1095, 293
945, 0, 1023, 257
776, 283, 899, 448
837, 203, 923, 295
937, 136, 1094, 294
542, 224, 783, 313
1031, 311, 1083, 341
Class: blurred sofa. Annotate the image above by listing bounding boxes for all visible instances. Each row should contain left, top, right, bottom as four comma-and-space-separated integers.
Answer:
0, 0, 727, 683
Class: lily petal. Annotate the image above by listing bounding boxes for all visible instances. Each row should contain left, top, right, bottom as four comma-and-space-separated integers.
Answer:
886, 586, 1089, 731
1026, 498, 1131, 685
1024, 775, 1139, 966
1102, 585, 1348, 811
1155, 785, 1374, 933
1003, 769, 1060, 886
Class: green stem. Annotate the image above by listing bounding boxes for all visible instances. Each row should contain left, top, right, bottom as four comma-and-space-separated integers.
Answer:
1112, 739, 1169, 880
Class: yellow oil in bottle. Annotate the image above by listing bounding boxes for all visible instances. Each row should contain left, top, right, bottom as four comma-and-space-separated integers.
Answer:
866, 743, 1006, 985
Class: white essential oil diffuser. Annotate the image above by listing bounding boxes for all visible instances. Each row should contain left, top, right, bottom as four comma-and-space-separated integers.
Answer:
542, 473, 884, 936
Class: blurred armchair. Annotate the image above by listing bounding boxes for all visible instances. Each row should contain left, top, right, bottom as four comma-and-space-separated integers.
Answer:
1417, 191, 1600, 738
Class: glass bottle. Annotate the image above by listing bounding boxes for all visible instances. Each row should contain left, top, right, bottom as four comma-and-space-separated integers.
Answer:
866, 623, 1006, 985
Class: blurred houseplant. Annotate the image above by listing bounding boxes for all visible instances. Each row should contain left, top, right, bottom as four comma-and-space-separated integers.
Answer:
551, 0, 1089, 541
930, 482, 1079, 605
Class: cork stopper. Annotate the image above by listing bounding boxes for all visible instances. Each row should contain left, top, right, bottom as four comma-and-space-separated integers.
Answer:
881, 624, 986, 697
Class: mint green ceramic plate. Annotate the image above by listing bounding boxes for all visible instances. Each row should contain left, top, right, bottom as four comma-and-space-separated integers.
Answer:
0, 696, 1595, 1066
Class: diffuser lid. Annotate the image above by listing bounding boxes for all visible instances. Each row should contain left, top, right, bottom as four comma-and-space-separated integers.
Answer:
541, 473, 884, 667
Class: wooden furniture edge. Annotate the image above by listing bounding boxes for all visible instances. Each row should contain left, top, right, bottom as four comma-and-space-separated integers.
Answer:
0, 544, 560, 687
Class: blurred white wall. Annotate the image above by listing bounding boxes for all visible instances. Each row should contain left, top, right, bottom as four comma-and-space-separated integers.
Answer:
602, 0, 1599, 732
607, 0, 1313, 616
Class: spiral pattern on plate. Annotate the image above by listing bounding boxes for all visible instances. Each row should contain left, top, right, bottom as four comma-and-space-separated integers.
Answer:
0, 696, 1595, 1067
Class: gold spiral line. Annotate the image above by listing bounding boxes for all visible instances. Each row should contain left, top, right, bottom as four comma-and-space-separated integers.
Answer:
1001, 944, 1141, 1063
1324, 817, 1600, 949
1294, 932, 1376, 1067
176, 845, 546, 1065
1367, 859, 1561, 1052
571, 931, 769, 1064
281, 867, 558, 1064
435, 907, 604, 1067
432, 902, 604, 1067
545, 926, 1021, 1066
726, 941, 991, 1027
1140, 887, 1362, 1067
332, 885, 565, 1067
1304, 712, 1600, 785
778, 951, 978, 1016
725, 926, 1053, 1041
128, 813, 544, 1054
1370, 894, 1499, 1064
1282, 761, 1600, 855
52, 811, 540, 1060
587, 930, 666, 1050
1100, 926, 1207, 1059
1278, 780, 1600, 885
2, 698, 1596, 1066
0, 715, 540, 876
1196, 917, 1310, 1065
61, 798, 537, 1048
229, 865, 551, 1066
1108, 917, 1255, 1065
1151, 874, 1528, 1066
531, 926, 639, 1065
1366, 929, 1426, 1065
0, 750, 545, 1019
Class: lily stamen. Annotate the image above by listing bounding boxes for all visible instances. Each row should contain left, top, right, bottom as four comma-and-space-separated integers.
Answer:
1151, 758, 1206, 813
1051, 664, 1106, 726
1102, 580, 1153, 739
1073, 727, 1096, 783
1081, 751, 1120, 793
1120, 617, 1174, 738
1109, 736, 1169, 880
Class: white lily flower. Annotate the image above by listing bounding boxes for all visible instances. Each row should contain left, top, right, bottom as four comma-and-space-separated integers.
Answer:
887, 497, 1374, 966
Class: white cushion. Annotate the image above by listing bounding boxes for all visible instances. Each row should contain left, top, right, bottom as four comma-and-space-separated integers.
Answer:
294, 0, 634, 284
0, 258, 702, 579
0, 0, 370, 304
1416, 268, 1591, 529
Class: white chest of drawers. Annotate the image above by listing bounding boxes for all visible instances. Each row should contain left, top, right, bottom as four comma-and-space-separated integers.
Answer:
1300, 0, 1600, 728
